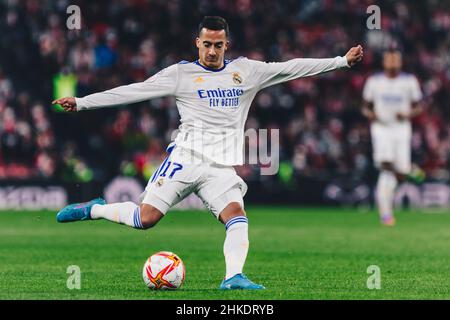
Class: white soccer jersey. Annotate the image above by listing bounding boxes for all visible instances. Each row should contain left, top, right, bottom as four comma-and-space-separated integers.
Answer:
362, 72, 422, 136
75, 56, 349, 165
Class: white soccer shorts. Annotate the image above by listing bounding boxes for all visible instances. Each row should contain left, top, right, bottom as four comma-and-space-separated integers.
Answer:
371, 127, 411, 174
139, 145, 247, 218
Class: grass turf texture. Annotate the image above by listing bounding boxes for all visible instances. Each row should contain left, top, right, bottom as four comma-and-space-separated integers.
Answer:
1, 207, 450, 300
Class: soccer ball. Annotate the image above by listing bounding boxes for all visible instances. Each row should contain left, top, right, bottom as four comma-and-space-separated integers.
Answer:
142, 251, 185, 290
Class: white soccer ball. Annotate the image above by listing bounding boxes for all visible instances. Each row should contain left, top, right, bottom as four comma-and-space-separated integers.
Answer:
142, 251, 185, 290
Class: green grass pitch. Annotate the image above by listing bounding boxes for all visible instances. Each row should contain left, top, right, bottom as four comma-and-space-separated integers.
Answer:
1, 206, 450, 299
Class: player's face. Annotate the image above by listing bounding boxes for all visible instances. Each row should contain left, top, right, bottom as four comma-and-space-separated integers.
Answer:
196, 28, 228, 69
383, 52, 402, 74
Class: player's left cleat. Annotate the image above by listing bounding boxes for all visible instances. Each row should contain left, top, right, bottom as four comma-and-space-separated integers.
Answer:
56, 198, 106, 223
219, 273, 265, 290
381, 215, 396, 226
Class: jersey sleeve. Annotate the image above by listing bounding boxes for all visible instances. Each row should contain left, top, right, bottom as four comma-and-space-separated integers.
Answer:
362, 76, 374, 102
75, 64, 178, 111
409, 75, 423, 103
248, 56, 349, 90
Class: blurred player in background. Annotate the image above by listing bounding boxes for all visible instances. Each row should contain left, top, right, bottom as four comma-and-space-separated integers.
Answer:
53, 16, 363, 289
362, 49, 423, 226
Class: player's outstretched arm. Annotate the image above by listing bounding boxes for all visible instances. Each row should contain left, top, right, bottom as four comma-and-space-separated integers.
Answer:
251, 45, 364, 90
52, 64, 178, 112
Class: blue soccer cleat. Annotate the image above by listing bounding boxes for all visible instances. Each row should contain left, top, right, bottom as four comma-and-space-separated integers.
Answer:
219, 273, 265, 290
56, 198, 106, 223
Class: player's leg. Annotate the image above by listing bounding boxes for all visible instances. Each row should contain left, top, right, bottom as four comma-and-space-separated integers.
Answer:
75, 171, 191, 228
376, 134, 413, 226
217, 193, 264, 290
376, 162, 398, 226
219, 199, 249, 281
372, 129, 398, 225
91, 201, 164, 229
56, 196, 164, 229
196, 167, 264, 290
394, 135, 412, 184
56, 145, 185, 229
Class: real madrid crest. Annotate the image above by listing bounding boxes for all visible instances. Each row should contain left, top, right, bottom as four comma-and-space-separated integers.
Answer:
232, 72, 243, 85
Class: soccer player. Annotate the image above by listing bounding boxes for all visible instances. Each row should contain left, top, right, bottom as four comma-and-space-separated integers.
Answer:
53, 16, 363, 289
362, 49, 423, 226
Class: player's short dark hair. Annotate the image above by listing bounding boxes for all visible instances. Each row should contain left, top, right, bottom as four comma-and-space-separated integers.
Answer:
198, 16, 229, 37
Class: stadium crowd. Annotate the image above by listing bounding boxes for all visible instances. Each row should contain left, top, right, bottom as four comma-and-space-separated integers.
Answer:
0, 0, 449, 186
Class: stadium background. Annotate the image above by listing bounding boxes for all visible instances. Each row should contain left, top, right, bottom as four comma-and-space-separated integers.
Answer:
0, 0, 449, 210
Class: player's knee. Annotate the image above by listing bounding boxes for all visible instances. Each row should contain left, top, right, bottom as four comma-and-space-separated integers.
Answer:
228, 202, 246, 216
139, 204, 164, 229
219, 202, 246, 224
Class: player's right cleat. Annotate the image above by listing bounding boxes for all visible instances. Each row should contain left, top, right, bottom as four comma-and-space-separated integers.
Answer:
381, 215, 396, 226
56, 198, 106, 223
219, 273, 265, 290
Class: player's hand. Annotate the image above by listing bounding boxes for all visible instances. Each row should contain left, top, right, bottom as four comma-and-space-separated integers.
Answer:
345, 45, 363, 67
365, 112, 378, 122
52, 97, 77, 112
362, 107, 377, 122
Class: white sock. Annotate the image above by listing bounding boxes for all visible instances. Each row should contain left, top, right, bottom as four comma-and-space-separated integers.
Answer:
376, 171, 398, 218
91, 201, 144, 229
223, 216, 249, 280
